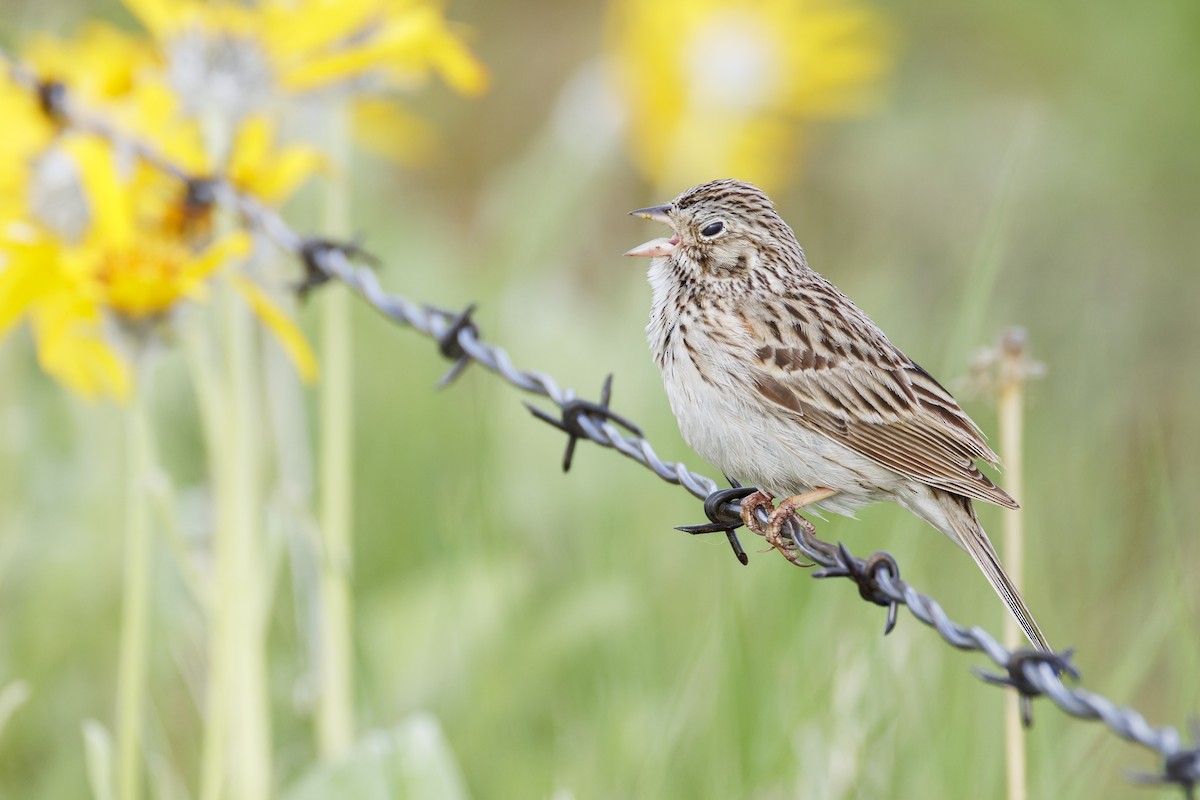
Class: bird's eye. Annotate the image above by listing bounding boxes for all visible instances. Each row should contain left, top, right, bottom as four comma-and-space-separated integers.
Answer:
700, 221, 725, 238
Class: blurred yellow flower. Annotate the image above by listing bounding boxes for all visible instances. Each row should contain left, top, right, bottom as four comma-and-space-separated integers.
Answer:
0, 136, 316, 399
0, 227, 133, 399
22, 22, 156, 105
128, 85, 324, 236
0, 22, 157, 174
0, 21, 151, 215
350, 98, 439, 166
0, 22, 159, 241
606, 0, 894, 191
0, 81, 44, 214
121, 0, 488, 121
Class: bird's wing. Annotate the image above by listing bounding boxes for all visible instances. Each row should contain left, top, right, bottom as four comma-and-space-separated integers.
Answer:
736, 298, 1018, 509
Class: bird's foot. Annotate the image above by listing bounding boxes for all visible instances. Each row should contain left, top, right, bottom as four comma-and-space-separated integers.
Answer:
738, 489, 775, 536
762, 488, 840, 568
741, 490, 812, 563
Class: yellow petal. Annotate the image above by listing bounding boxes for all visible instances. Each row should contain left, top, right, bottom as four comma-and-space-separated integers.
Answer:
229, 274, 318, 382
182, 231, 252, 286
50, 335, 132, 401
229, 118, 323, 202
374, 12, 488, 95
353, 99, 438, 166
66, 136, 134, 247
261, 0, 380, 62
25, 22, 155, 102
250, 146, 324, 203
430, 30, 489, 96
131, 81, 209, 173
33, 292, 130, 401
0, 239, 60, 339
230, 116, 272, 175
282, 40, 403, 92
121, 0, 181, 39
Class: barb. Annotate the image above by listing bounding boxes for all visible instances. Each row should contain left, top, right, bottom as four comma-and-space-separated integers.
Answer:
525, 374, 644, 472
813, 544, 901, 635
674, 482, 755, 566
5, 54, 1197, 797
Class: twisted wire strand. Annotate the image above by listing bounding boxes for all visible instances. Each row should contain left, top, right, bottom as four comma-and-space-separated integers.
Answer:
4, 54, 1195, 795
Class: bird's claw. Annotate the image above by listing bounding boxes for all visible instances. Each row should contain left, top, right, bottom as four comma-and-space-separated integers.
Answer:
765, 508, 818, 568
739, 489, 774, 535
740, 490, 819, 568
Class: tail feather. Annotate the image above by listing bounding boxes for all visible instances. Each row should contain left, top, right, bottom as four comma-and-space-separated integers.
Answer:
939, 494, 1051, 652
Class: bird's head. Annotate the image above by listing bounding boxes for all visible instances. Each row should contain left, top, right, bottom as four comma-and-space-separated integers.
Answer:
625, 179, 802, 280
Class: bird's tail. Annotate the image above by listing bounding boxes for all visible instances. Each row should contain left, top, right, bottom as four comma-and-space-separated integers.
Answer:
938, 494, 1051, 652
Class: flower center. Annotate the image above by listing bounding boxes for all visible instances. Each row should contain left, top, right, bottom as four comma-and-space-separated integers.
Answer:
29, 148, 90, 243
167, 29, 274, 122
95, 241, 190, 319
683, 12, 781, 115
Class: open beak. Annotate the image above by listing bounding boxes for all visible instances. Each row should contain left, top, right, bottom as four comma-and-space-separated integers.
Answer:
625, 204, 679, 258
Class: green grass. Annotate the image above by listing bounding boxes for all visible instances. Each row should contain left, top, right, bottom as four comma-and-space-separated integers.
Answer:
2, 0, 1200, 797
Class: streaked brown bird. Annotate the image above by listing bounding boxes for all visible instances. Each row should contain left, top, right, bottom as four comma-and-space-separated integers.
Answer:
626, 178, 1049, 650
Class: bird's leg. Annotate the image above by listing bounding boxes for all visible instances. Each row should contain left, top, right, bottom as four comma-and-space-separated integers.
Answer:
738, 489, 775, 537
764, 488, 839, 566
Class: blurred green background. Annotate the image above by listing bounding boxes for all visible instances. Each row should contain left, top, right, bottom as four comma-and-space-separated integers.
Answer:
2, 0, 1199, 798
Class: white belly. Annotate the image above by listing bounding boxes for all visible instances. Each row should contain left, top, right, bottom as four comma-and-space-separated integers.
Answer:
658, 330, 898, 518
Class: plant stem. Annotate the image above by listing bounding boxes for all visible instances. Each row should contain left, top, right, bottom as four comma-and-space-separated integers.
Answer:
195, 110, 272, 799
116, 358, 154, 800
316, 105, 355, 758
218, 280, 272, 800
191, 316, 228, 800
998, 329, 1028, 800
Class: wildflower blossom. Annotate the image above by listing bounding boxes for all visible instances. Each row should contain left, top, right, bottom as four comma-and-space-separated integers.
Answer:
121, 0, 487, 121
606, 0, 894, 191
22, 22, 156, 105
0, 136, 320, 399
126, 84, 324, 237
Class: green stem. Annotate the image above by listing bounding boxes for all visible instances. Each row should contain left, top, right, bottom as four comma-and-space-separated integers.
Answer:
194, 110, 273, 799
316, 105, 355, 758
194, 277, 273, 800
116, 359, 154, 800
218, 280, 272, 800
191, 318, 228, 800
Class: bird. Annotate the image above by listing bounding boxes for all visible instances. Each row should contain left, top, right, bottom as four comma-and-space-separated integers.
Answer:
625, 178, 1050, 651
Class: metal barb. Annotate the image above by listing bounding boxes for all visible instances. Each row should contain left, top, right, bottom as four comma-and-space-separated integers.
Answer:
432, 304, 480, 388
13, 57, 1192, 795
185, 177, 219, 213
675, 482, 756, 565
525, 374, 643, 472
813, 544, 901, 635
1129, 720, 1200, 799
297, 238, 380, 302
1129, 754, 1200, 800
1163, 748, 1200, 799
976, 648, 1081, 727
36, 79, 67, 123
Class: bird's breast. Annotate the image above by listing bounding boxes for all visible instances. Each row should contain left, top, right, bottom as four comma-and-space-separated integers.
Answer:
650, 305, 897, 515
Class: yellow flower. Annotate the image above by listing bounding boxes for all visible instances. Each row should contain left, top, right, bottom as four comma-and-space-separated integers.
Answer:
606, 0, 894, 191
0, 22, 158, 240
121, 0, 487, 119
0, 135, 316, 399
0, 22, 157, 170
0, 80, 46, 216
22, 22, 156, 105
0, 226, 132, 399
128, 86, 324, 237
351, 98, 438, 166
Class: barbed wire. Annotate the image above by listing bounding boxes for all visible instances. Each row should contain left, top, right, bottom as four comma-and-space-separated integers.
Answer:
5, 56, 1197, 797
